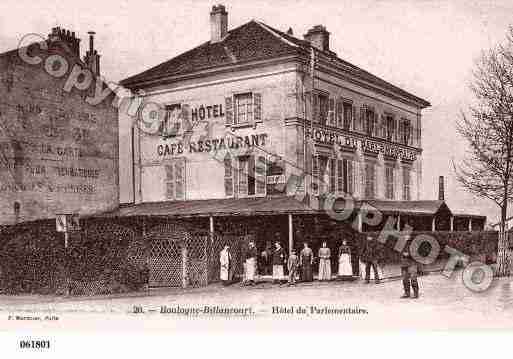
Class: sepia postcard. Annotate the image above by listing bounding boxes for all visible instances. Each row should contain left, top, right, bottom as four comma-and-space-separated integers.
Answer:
1, 0, 513, 354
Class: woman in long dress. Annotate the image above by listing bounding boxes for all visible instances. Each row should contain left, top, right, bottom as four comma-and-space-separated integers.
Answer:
244, 241, 258, 285
318, 241, 332, 281
220, 245, 232, 286
300, 242, 313, 282
338, 240, 353, 278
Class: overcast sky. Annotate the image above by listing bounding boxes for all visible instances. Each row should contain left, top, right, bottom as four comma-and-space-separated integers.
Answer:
1, 0, 512, 223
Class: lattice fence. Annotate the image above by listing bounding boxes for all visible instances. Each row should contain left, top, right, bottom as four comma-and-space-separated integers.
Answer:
146, 223, 248, 287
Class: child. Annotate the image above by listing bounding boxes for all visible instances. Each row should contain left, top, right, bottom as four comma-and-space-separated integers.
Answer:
287, 249, 299, 285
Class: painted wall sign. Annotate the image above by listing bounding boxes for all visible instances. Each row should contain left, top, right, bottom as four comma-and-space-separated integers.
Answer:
157, 133, 268, 157
305, 127, 418, 161
191, 104, 224, 121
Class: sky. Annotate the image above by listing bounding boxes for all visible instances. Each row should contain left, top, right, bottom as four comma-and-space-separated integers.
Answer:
1, 0, 512, 223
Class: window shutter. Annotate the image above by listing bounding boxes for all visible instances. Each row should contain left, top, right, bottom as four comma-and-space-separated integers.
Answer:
313, 94, 319, 123
352, 105, 357, 131
165, 164, 174, 200
337, 159, 343, 193
253, 93, 262, 123
181, 104, 191, 132
360, 105, 365, 133
224, 155, 234, 197
256, 155, 266, 195
328, 98, 335, 126
238, 158, 248, 196
312, 155, 319, 195
225, 96, 233, 126
329, 158, 336, 193
349, 160, 355, 195
175, 159, 185, 200
336, 99, 343, 128
233, 159, 239, 197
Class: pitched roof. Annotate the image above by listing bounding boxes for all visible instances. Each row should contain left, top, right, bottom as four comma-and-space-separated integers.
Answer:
120, 20, 430, 108
105, 196, 313, 218
103, 197, 455, 219
362, 200, 450, 216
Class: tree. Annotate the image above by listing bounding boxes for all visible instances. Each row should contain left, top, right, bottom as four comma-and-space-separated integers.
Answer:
455, 26, 513, 277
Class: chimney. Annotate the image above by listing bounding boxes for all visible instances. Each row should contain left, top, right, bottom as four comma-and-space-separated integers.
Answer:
48, 26, 81, 57
210, 4, 228, 43
304, 25, 330, 52
438, 176, 445, 201
84, 31, 101, 76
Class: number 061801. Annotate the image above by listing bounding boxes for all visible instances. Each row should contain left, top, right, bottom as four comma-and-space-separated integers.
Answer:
19, 340, 50, 349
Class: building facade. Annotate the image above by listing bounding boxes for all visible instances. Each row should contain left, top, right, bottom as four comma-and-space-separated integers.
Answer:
120, 5, 429, 207
0, 27, 118, 225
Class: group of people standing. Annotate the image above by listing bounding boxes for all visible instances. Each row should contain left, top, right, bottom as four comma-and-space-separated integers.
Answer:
219, 235, 420, 298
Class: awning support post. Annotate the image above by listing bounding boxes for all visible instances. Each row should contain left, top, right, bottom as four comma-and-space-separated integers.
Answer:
288, 214, 294, 255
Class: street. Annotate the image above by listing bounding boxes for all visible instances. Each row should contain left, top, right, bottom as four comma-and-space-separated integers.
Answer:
0, 270, 512, 331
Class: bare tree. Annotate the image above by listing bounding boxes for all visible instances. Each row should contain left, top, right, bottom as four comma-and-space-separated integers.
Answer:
455, 27, 513, 277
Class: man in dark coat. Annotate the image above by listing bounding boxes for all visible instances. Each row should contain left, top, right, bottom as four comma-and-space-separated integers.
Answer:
272, 242, 287, 284
401, 249, 419, 299
361, 236, 380, 284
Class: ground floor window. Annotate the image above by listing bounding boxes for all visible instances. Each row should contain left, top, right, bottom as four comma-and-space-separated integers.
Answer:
165, 159, 186, 200
403, 167, 411, 200
364, 162, 376, 198
385, 165, 394, 200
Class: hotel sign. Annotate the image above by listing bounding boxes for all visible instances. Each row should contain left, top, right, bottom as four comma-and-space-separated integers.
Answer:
305, 127, 418, 161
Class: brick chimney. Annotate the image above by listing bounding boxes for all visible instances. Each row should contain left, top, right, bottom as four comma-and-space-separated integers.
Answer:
210, 4, 228, 43
304, 25, 330, 52
48, 27, 81, 57
439, 176, 445, 201
84, 31, 101, 76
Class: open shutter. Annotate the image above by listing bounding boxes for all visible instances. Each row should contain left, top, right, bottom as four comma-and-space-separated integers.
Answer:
337, 159, 344, 194
233, 158, 239, 197
225, 96, 233, 126
329, 158, 336, 193
175, 159, 185, 200
238, 158, 248, 196
313, 94, 319, 123
256, 155, 266, 195
352, 105, 357, 131
181, 104, 191, 133
328, 97, 335, 126
253, 93, 262, 123
336, 98, 344, 128
224, 155, 234, 197
165, 164, 174, 200
312, 155, 319, 195
360, 105, 366, 133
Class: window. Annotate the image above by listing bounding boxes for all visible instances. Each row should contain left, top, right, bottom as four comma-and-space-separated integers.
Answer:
313, 93, 329, 125
311, 155, 328, 194
385, 165, 394, 200
343, 102, 352, 130
235, 93, 253, 124
329, 159, 336, 193
364, 162, 376, 198
237, 155, 266, 197
336, 158, 354, 195
365, 108, 376, 136
403, 167, 411, 200
165, 159, 185, 200
386, 115, 395, 141
400, 119, 411, 145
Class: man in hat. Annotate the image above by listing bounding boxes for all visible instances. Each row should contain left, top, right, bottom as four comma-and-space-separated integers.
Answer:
401, 249, 419, 299
361, 236, 380, 284
287, 249, 299, 285
272, 242, 287, 284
